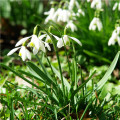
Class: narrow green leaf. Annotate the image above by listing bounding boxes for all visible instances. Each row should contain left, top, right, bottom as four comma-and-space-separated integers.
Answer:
97, 51, 120, 90
26, 62, 57, 89
0, 63, 46, 94
51, 65, 70, 91
18, 70, 44, 83
83, 50, 111, 63
10, 99, 14, 120
72, 71, 96, 97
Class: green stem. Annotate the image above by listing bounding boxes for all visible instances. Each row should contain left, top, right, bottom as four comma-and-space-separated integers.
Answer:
61, 36, 72, 81
52, 26, 71, 81
48, 33, 65, 96
80, 66, 84, 96
45, 54, 57, 83
72, 41, 77, 89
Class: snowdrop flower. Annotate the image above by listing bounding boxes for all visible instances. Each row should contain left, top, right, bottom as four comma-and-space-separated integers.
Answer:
87, 0, 91, 2
7, 46, 31, 61
38, 34, 52, 43
89, 17, 103, 31
44, 42, 51, 51
38, 34, 52, 51
74, 1, 85, 17
55, 35, 82, 48
45, 35, 52, 43
69, 0, 75, 10
76, 9, 85, 16
113, 2, 120, 11
57, 9, 71, 22
19, 46, 31, 61
53, 8, 63, 22
108, 27, 120, 46
91, 0, 102, 9
66, 20, 77, 32
28, 35, 46, 54
44, 8, 55, 23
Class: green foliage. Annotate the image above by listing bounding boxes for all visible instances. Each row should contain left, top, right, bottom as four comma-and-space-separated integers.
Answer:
1, 50, 120, 119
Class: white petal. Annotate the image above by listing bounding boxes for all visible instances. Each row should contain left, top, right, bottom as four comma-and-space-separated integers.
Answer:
39, 41, 46, 53
68, 36, 82, 46
69, 0, 75, 10
66, 21, 77, 32
7, 47, 20, 56
33, 47, 39, 55
96, 1, 102, 9
96, 19, 103, 31
31, 35, 40, 49
44, 8, 55, 23
44, 42, 51, 51
113, 3, 118, 11
117, 37, 120, 46
91, 25, 97, 31
91, 0, 96, 8
89, 17, 97, 30
38, 34, 46, 40
118, 3, 120, 11
63, 35, 70, 45
108, 36, 115, 46
75, 1, 80, 9
116, 27, 120, 35
15, 36, 31, 47
57, 39, 63, 48
52, 34, 60, 41
20, 46, 26, 61
45, 35, 52, 43
26, 49, 31, 60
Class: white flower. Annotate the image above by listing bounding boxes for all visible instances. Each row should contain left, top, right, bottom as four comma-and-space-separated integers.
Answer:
28, 35, 46, 54
69, 0, 75, 10
108, 30, 117, 46
91, 0, 102, 9
7, 47, 20, 56
77, 9, 85, 16
87, 0, 91, 2
119, 3, 120, 11
66, 20, 77, 32
45, 35, 52, 43
108, 27, 120, 46
89, 17, 103, 31
19, 46, 31, 61
53, 8, 63, 22
44, 8, 55, 23
7, 46, 31, 61
56, 35, 82, 48
44, 42, 51, 51
38, 34, 52, 51
113, 3, 118, 11
112, 3, 120, 11
57, 9, 71, 22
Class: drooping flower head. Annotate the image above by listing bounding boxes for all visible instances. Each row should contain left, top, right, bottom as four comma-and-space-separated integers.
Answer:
108, 26, 120, 46
7, 46, 31, 61
91, 0, 102, 10
66, 20, 77, 32
113, 2, 120, 11
89, 17, 103, 31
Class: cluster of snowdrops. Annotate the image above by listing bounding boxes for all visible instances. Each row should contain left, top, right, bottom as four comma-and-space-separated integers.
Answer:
7, 0, 120, 60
